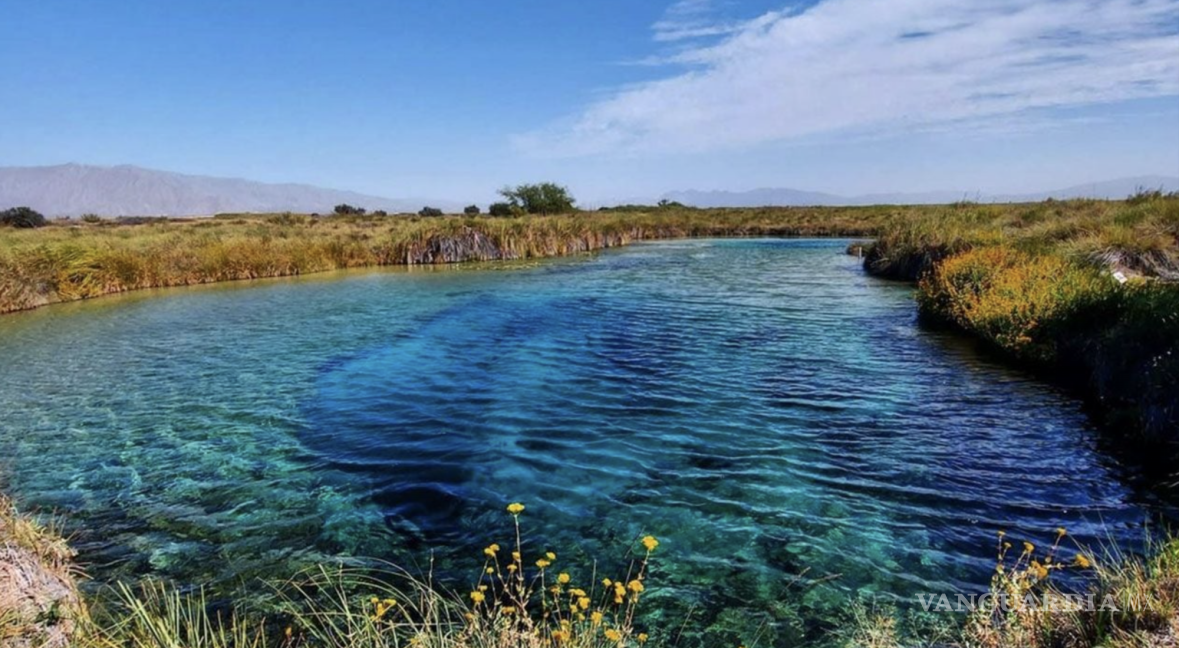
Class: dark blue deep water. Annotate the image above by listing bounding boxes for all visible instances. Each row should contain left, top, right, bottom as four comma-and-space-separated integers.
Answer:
0, 239, 1160, 645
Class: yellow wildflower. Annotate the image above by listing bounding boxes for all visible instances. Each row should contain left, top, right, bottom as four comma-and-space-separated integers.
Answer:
638, 633, 649, 643
552, 629, 569, 643
486, 567, 495, 574
627, 579, 644, 594
557, 572, 571, 584
1075, 554, 1092, 569
537, 559, 551, 568
1023, 542, 1035, 554
507, 564, 518, 573
591, 611, 603, 625
507, 502, 525, 515
605, 628, 622, 642
603, 578, 612, 587
578, 596, 591, 610
546, 551, 557, 560
1056, 527, 1067, 537
470, 591, 486, 604
642, 535, 659, 552
512, 551, 522, 562
484, 543, 500, 557
569, 588, 587, 597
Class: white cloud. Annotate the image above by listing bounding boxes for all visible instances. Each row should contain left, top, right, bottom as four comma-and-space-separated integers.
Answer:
517, 0, 1179, 157
652, 0, 748, 42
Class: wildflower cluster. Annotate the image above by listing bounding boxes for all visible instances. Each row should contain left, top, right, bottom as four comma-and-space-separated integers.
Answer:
455, 502, 660, 647
965, 527, 1097, 647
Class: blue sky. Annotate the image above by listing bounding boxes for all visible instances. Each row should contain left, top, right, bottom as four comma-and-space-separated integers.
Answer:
3, 0, 1178, 204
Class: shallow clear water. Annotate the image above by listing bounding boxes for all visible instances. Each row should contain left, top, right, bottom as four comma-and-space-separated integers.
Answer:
0, 239, 1160, 645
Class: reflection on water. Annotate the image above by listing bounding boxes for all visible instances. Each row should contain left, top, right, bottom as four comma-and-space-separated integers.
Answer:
0, 239, 1160, 645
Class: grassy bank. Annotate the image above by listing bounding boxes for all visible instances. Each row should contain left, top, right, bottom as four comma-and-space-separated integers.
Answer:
845, 531, 1179, 648
0, 496, 85, 648
863, 195, 1179, 442
4, 495, 1176, 648
0, 207, 897, 315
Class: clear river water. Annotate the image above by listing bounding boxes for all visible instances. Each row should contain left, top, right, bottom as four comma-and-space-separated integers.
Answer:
0, 239, 1164, 645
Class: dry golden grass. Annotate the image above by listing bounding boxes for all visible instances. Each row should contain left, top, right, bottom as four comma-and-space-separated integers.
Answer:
0, 496, 87, 648
0, 206, 903, 315
844, 533, 1179, 648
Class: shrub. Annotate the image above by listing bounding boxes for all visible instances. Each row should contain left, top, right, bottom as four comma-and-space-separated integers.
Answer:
918, 246, 1115, 363
0, 207, 47, 228
334, 204, 366, 216
499, 182, 575, 215
464, 204, 481, 216
80, 213, 102, 223
488, 202, 515, 217
419, 206, 444, 217
372, 210, 388, 217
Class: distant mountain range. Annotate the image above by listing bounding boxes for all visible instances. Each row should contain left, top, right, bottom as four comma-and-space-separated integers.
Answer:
661, 175, 1179, 208
0, 164, 463, 216
1, 164, 1176, 216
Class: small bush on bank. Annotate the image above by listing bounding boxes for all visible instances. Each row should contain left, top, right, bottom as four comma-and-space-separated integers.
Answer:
488, 202, 515, 217
0, 207, 48, 228
917, 246, 1116, 363
419, 206, 444, 217
464, 205, 481, 216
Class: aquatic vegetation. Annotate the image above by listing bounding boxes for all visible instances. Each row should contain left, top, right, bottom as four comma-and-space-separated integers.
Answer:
4, 494, 1175, 648
74, 503, 669, 648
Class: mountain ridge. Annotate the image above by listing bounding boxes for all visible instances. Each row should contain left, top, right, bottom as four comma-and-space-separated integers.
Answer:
661, 175, 1179, 208
0, 164, 463, 216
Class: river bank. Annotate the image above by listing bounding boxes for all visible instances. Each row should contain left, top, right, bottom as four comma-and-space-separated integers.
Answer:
0, 207, 895, 315
859, 194, 1179, 445
4, 492, 1177, 648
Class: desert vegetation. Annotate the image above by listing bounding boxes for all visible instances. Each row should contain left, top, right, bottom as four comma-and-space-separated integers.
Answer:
0, 207, 47, 229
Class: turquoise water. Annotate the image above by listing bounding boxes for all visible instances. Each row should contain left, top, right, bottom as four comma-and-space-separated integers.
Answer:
0, 239, 1160, 644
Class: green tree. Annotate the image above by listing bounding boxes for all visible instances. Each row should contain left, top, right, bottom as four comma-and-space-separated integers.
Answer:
333, 204, 366, 216
418, 206, 444, 217
0, 207, 47, 228
498, 182, 575, 215
463, 205, 481, 216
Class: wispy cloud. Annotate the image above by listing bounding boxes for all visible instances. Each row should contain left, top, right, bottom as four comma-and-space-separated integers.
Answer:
517, 0, 1179, 157
652, 0, 749, 42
